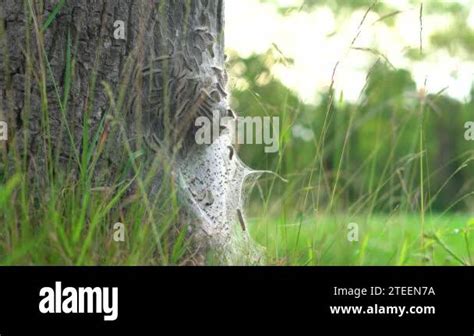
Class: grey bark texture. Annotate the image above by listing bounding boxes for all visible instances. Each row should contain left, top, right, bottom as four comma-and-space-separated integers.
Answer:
0, 0, 264, 264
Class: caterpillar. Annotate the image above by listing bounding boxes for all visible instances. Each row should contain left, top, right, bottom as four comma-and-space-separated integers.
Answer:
237, 209, 246, 232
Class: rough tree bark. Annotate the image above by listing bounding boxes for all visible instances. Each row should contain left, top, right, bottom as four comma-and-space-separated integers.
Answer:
0, 0, 264, 264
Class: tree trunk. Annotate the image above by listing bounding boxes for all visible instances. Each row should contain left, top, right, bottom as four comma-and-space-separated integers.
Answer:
0, 0, 263, 265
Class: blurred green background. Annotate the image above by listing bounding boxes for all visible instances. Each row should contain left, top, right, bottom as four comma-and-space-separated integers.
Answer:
225, 0, 474, 265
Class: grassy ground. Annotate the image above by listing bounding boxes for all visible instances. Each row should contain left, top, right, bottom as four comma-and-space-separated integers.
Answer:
0, 172, 184, 266
1, 157, 471, 266
250, 214, 474, 266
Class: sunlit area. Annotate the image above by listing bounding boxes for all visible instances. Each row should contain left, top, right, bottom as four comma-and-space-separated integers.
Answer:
227, 0, 474, 103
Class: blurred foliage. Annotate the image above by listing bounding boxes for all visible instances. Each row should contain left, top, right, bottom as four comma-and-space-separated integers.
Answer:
261, 0, 474, 56
260, 0, 469, 13
228, 48, 473, 213
259, 0, 393, 14
431, 21, 474, 55
228, 0, 474, 215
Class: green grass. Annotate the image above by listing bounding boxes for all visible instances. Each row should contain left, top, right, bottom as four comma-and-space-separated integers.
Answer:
250, 214, 474, 265
0, 169, 187, 266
